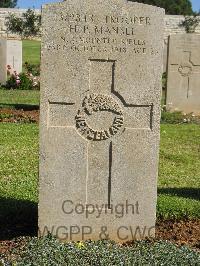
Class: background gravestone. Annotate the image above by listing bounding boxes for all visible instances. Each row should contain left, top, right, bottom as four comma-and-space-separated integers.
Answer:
39, 0, 164, 242
7, 39, 22, 75
166, 34, 200, 114
0, 39, 7, 84
0, 39, 22, 84
163, 37, 169, 72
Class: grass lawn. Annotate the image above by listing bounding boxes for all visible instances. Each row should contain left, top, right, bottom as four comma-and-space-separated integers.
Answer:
0, 89, 40, 108
22, 40, 41, 66
0, 124, 38, 202
158, 124, 200, 219
0, 123, 199, 223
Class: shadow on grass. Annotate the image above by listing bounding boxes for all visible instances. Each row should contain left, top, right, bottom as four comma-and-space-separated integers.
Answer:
0, 103, 39, 111
158, 187, 200, 201
0, 197, 37, 240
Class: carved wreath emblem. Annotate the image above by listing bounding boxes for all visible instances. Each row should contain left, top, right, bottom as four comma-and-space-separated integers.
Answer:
75, 94, 124, 141
178, 63, 193, 77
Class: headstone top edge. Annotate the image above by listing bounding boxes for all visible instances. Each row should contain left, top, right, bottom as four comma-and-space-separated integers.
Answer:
169, 33, 200, 42
0, 38, 22, 41
42, 0, 165, 14
169, 32, 200, 37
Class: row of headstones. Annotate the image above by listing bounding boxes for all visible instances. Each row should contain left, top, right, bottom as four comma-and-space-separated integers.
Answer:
0, 33, 199, 115
0, 39, 22, 84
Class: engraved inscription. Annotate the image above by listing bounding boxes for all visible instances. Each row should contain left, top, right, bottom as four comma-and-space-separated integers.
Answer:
45, 10, 158, 56
75, 94, 124, 141
60, 12, 151, 26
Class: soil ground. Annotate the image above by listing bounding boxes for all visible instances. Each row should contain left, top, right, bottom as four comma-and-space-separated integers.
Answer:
0, 109, 39, 123
156, 219, 200, 250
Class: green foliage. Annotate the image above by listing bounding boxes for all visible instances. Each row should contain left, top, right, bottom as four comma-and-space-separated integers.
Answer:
4, 49, 40, 90
22, 9, 41, 37
180, 12, 200, 33
5, 235, 199, 265
0, 0, 17, 8
5, 13, 23, 35
133, 0, 193, 15
4, 74, 19, 90
24, 62, 40, 76
0, 113, 13, 120
4, 73, 35, 90
6, 9, 41, 37
18, 73, 34, 90
161, 111, 200, 124
161, 111, 187, 124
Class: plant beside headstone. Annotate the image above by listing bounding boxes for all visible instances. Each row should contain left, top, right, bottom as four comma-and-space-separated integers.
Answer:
3, 63, 40, 90
1, 235, 199, 265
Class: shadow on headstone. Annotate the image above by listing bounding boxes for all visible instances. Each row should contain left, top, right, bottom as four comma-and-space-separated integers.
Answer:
0, 197, 37, 240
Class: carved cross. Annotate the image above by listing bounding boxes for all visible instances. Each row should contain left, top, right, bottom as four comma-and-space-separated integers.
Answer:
170, 51, 200, 98
48, 59, 153, 207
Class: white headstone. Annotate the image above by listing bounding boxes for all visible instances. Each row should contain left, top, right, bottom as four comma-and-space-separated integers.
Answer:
166, 34, 200, 114
0, 39, 22, 84
7, 39, 22, 75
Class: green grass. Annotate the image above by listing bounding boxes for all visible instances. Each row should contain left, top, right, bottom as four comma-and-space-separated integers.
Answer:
22, 40, 41, 66
0, 89, 40, 107
0, 124, 38, 202
0, 124, 38, 238
158, 124, 200, 219
0, 124, 199, 231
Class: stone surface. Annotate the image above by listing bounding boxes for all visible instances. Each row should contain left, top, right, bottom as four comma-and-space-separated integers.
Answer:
163, 37, 169, 72
166, 34, 200, 114
0, 38, 22, 84
39, 0, 164, 242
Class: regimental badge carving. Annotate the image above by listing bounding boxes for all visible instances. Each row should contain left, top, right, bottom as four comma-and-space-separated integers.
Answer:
178, 63, 193, 77
75, 94, 124, 141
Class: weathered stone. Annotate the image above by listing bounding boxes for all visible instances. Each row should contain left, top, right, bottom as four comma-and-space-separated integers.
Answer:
39, 0, 164, 242
163, 38, 168, 72
0, 38, 22, 84
166, 34, 200, 114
